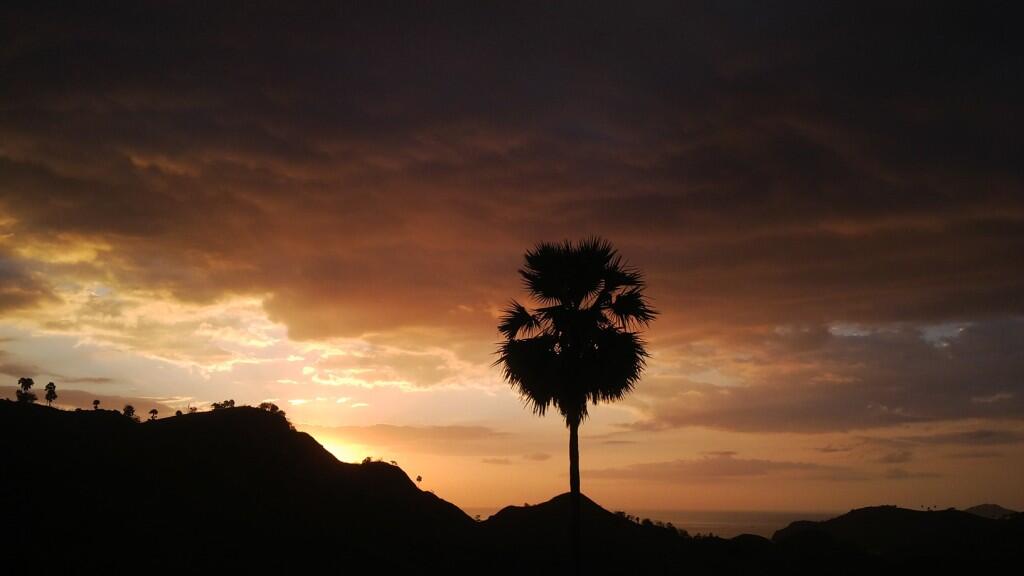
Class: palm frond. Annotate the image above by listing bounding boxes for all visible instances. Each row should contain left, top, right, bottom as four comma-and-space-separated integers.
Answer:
534, 304, 605, 335
497, 300, 541, 339
581, 328, 649, 404
494, 335, 561, 416
601, 264, 643, 292
609, 287, 658, 328
520, 238, 615, 305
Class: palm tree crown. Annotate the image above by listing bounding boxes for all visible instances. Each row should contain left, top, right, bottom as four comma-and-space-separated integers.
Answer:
496, 237, 656, 426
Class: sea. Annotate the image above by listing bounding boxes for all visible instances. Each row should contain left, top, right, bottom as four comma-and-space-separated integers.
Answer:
463, 507, 838, 538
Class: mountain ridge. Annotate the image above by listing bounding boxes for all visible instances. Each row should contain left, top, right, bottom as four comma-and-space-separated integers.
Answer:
3, 400, 1022, 574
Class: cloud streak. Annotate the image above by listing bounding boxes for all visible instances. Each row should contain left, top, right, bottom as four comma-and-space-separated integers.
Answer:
626, 320, 1024, 432
586, 453, 857, 484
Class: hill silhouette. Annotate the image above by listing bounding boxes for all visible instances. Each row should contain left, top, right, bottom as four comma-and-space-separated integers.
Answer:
965, 503, 1018, 519
482, 493, 785, 574
3, 401, 1022, 574
773, 504, 1024, 572
482, 493, 686, 573
1, 401, 477, 573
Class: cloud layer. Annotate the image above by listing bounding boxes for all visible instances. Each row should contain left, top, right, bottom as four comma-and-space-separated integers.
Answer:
629, 320, 1024, 432
586, 452, 857, 484
2, 3, 1022, 444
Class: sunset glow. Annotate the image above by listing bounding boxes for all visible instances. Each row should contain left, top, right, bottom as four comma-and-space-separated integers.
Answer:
2, 2, 1023, 520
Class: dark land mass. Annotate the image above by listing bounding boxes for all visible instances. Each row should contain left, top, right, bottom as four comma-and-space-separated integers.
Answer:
965, 503, 1018, 519
3, 401, 1021, 574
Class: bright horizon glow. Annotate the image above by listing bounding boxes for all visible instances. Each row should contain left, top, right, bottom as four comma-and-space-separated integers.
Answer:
317, 439, 370, 466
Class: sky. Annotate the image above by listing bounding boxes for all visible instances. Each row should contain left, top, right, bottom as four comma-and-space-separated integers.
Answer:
1, 2, 1023, 513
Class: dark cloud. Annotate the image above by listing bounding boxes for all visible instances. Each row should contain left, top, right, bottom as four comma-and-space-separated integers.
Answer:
884, 467, 942, 481
0, 347, 115, 385
876, 450, 913, 464
627, 319, 1024, 432
2, 2, 1022, 343
903, 429, 1024, 447
846, 427, 1024, 467
817, 444, 855, 453
946, 450, 1003, 460
482, 458, 512, 466
586, 453, 856, 484
523, 452, 551, 461
59, 375, 115, 385
0, 250, 56, 313
0, 349, 40, 378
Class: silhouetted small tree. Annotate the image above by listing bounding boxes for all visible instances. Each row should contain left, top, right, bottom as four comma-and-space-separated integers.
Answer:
187, 406, 197, 414
175, 409, 183, 416
93, 399, 100, 410
123, 404, 139, 422
148, 408, 158, 421
16, 377, 37, 404
211, 399, 235, 410
44, 382, 57, 406
260, 402, 286, 419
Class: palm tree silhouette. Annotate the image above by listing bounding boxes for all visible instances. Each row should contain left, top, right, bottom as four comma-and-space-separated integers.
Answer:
495, 237, 655, 572
44, 382, 57, 406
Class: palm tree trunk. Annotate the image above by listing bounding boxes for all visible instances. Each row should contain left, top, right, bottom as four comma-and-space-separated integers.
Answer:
569, 419, 581, 575
569, 420, 580, 493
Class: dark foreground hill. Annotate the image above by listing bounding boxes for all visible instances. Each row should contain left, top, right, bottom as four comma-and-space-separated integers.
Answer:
3, 401, 1022, 574
1, 401, 476, 573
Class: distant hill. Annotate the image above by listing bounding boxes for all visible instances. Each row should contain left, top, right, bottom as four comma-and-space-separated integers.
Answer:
3, 400, 1022, 574
773, 505, 1024, 570
965, 503, 1018, 519
483, 493, 787, 574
